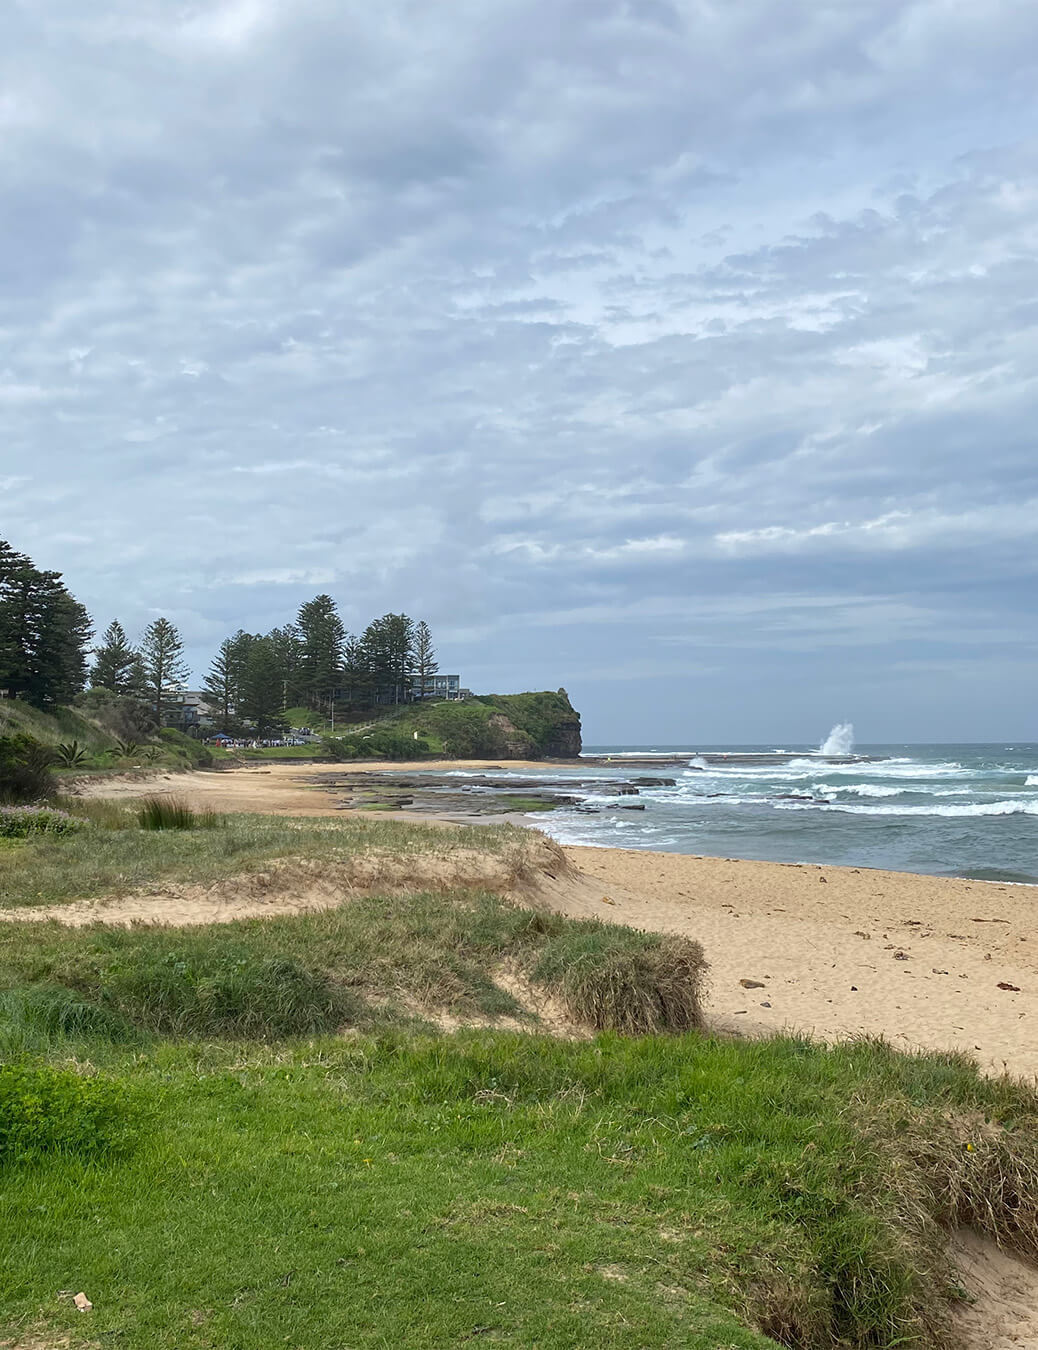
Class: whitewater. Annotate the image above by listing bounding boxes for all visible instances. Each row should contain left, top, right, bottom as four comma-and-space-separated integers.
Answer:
514, 730, 1038, 883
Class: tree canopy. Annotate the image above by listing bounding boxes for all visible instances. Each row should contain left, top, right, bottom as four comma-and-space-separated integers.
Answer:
0, 540, 92, 709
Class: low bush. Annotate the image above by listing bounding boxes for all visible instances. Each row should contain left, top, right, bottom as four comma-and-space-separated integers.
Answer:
0, 733, 55, 803
0, 1061, 147, 1164
92, 944, 358, 1038
324, 727, 433, 760
0, 805, 83, 838
531, 924, 707, 1033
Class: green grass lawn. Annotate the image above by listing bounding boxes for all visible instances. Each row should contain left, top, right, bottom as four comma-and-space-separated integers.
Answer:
4, 1029, 1038, 1349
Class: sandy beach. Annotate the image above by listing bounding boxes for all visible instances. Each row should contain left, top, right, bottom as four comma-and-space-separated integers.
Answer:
70, 761, 1038, 1081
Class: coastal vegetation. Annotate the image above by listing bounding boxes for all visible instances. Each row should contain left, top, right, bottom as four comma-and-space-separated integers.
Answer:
1, 539, 580, 791
322, 688, 582, 760
1, 802, 1037, 1345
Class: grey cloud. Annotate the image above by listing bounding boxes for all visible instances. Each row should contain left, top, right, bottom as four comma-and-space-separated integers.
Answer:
2, 1, 1037, 738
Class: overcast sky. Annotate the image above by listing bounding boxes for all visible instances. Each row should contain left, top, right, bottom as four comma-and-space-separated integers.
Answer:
3, 1, 1037, 743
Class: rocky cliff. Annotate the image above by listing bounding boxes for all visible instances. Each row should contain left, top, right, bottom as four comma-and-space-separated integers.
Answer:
478, 689, 582, 759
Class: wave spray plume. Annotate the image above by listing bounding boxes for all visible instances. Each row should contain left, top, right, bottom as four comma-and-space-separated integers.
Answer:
819, 722, 855, 756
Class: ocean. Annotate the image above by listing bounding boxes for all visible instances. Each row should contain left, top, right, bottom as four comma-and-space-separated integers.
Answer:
449, 733, 1038, 883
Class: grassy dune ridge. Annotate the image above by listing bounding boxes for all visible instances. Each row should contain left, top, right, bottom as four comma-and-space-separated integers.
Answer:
3, 807, 1038, 1347
0, 805, 523, 908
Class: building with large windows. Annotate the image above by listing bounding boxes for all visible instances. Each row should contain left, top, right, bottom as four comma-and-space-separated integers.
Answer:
406, 673, 467, 701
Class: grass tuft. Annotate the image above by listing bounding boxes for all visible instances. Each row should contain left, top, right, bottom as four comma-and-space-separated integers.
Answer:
137, 795, 221, 830
53, 794, 138, 830
0, 985, 137, 1048
530, 924, 707, 1033
869, 1100, 1038, 1260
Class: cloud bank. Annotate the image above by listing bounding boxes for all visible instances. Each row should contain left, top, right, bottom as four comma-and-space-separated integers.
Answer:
3, 0, 1037, 739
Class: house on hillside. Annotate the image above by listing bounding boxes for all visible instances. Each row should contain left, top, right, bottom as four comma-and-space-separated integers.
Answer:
406, 673, 467, 702
163, 689, 214, 731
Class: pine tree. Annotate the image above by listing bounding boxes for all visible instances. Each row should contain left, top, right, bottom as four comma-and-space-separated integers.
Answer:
363, 613, 414, 703
414, 621, 438, 696
25, 578, 92, 707
296, 595, 345, 713
140, 617, 189, 724
237, 638, 289, 737
92, 621, 146, 697
202, 637, 240, 732
266, 624, 303, 709
341, 633, 374, 708
0, 540, 33, 695
0, 541, 92, 708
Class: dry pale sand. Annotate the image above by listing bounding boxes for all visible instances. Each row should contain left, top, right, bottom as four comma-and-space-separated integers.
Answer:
558, 846, 1038, 1083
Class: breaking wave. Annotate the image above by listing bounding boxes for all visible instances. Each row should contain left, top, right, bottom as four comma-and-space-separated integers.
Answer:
819, 722, 854, 756
777, 799, 1038, 818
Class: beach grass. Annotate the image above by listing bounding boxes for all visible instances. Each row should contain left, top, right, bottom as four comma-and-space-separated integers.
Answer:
0, 810, 522, 909
0, 890, 706, 1041
4, 1022, 1038, 1349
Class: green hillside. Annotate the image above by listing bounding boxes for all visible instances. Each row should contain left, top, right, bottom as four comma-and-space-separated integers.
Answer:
323, 689, 582, 760
0, 696, 211, 781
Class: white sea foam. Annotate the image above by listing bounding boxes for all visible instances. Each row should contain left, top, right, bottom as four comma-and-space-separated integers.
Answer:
776, 799, 1038, 818
816, 783, 903, 798
1027, 776, 1038, 787
819, 722, 855, 756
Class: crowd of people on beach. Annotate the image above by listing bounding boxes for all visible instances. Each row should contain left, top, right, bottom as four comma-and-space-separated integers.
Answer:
204, 734, 316, 750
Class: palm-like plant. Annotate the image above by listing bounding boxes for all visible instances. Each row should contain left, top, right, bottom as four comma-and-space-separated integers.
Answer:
54, 740, 88, 768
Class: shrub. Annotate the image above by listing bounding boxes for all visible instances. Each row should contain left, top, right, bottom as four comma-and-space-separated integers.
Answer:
324, 728, 432, 760
0, 1061, 147, 1164
0, 734, 55, 804
531, 925, 707, 1033
138, 796, 220, 830
0, 805, 84, 838
93, 946, 358, 1038
75, 688, 156, 741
